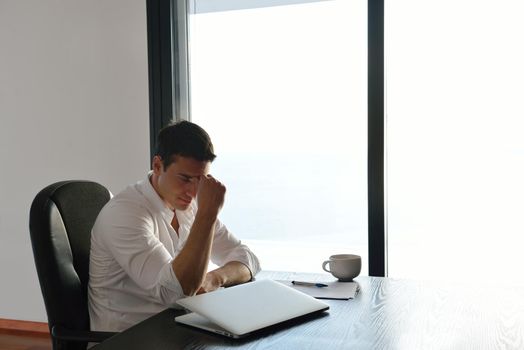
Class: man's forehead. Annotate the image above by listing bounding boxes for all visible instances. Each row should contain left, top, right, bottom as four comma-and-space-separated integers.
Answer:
170, 155, 210, 173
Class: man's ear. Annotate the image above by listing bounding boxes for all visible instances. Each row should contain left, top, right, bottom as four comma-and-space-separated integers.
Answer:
152, 155, 163, 174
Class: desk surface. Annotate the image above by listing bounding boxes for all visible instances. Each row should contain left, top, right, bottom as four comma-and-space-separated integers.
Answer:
93, 271, 524, 350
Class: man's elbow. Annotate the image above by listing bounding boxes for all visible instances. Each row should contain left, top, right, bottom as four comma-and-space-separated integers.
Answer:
181, 281, 201, 296
173, 267, 204, 296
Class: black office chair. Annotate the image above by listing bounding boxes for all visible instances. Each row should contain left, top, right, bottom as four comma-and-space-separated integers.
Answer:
29, 180, 117, 350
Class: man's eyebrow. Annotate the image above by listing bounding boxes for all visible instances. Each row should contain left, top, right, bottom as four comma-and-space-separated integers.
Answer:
177, 173, 200, 180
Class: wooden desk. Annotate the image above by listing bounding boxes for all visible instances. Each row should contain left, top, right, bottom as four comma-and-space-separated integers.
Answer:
93, 271, 524, 349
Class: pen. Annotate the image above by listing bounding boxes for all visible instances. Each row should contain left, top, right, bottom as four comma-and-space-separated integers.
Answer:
291, 281, 328, 288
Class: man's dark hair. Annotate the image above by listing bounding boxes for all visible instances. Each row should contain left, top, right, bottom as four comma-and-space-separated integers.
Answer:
154, 120, 216, 168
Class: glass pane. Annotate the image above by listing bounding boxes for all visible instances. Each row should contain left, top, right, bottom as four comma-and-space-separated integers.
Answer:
189, 0, 368, 273
387, 0, 524, 284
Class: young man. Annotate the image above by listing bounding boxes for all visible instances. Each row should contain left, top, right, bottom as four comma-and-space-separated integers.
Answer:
88, 121, 260, 332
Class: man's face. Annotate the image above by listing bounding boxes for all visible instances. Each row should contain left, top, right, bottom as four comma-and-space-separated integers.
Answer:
152, 155, 210, 211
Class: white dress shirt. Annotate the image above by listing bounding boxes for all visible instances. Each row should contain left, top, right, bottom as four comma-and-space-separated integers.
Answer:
88, 174, 260, 332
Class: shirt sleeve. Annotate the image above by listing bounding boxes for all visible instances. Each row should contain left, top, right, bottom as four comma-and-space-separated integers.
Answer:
96, 199, 185, 306
210, 219, 261, 279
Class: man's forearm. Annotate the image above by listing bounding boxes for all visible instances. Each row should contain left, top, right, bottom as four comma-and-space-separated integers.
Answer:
209, 261, 252, 287
171, 211, 217, 296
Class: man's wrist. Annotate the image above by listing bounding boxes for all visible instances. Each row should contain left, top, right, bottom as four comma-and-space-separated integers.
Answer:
195, 207, 219, 223
209, 269, 227, 287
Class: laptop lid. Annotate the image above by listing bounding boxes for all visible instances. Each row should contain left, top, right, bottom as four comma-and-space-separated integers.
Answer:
175, 279, 329, 338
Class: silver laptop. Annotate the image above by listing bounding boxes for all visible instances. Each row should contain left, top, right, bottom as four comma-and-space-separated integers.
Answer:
175, 279, 329, 338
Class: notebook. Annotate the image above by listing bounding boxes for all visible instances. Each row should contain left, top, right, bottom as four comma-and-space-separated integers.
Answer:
175, 279, 330, 338
277, 280, 360, 300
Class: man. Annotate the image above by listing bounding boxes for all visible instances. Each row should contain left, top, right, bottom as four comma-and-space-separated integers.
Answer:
88, 121, 260, 332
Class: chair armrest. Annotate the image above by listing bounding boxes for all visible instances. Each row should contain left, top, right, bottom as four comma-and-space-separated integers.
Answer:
52, 325, 117, 343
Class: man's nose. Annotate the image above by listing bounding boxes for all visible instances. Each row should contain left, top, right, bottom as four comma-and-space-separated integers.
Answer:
187, 181, 198, 198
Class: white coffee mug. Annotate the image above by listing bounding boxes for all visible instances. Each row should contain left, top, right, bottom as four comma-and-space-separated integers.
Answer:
322, 254, 361, 281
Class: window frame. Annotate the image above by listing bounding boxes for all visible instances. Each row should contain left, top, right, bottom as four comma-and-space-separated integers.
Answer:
145, 0, 386, 276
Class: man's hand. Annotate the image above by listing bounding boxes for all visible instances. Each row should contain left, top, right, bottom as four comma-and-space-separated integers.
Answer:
197, 175, 226, 217
196, 262, 252, 295
196, 270, 224, 294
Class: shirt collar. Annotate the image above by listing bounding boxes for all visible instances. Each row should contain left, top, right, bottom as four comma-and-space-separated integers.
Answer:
139, 171, 175, 222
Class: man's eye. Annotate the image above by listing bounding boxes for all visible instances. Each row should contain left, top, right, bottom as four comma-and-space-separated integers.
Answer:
177, 175, 191, 183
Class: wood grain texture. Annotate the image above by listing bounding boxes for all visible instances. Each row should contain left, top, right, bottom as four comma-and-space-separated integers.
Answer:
0, 318, 49, 336
0, 332, 52, 350
92, 272, 524, 350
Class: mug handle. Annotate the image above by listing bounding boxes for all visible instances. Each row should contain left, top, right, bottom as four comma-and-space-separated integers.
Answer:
322, 260, 331, 273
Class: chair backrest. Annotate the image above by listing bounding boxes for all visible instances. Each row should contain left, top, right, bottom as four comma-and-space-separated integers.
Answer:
29, 181, 111, 336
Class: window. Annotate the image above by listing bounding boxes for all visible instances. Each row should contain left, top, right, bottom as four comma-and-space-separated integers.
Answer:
188, 0, 369, 273
387, 0, 524, 284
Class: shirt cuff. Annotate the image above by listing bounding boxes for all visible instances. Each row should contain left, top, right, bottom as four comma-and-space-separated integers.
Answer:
157, 260, 185, 299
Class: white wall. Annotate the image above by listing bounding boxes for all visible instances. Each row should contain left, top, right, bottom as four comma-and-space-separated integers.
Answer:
0, 0, 150, 321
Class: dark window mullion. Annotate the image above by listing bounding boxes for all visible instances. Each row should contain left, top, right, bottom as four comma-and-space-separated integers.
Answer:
368, 0, 386, 277
147, 0, 174, 160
